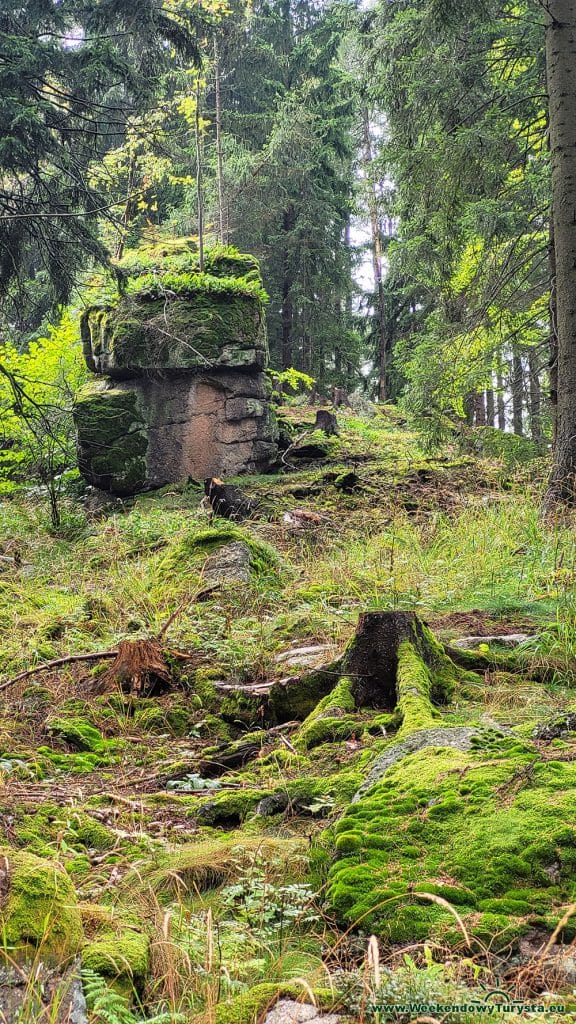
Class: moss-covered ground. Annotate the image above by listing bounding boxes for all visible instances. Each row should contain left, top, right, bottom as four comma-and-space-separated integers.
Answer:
1, 408, 575, 1021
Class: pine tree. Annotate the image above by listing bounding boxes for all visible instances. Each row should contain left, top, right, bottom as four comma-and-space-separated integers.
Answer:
0, 0, 210, 332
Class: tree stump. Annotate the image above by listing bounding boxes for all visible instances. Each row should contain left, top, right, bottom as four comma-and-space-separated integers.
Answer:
342, 611, 450, 709
314, 409, 339, 436
332, 386, 351, 408
204, 478, 256, 520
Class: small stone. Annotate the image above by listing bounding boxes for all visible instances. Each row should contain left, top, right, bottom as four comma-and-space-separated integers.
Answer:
262, 1000, 341, 1024
256, 793, 290, 817
204, 541, 252, 584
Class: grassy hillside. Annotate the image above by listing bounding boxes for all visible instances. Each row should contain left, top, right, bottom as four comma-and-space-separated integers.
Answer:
0, 407, 575, 1023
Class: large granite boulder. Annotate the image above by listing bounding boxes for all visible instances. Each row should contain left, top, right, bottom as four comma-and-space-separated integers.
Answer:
74, 242, 278, 495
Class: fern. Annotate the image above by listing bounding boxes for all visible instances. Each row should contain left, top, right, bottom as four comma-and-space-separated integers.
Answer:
82, 968, 184, 1024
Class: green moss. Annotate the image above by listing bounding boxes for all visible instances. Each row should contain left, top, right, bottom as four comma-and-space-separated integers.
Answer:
133, 699, 201, 736
46, 717, 105, 753
329, 744, 576, 949
295, 676, 356, 750
116, 240, 262, 285
0, 848, 83, 962
395, 641, 438, 736
195, 788, 268, 825
74, 381, 147, 494
206, 982, 336, 1024
15, 805, 115, 855
267, 659, 344, 723
161, 525, 283, 581
82, 928, 149, 986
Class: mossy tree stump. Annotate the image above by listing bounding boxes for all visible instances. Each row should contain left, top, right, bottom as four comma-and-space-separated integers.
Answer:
272, 611, 465, 741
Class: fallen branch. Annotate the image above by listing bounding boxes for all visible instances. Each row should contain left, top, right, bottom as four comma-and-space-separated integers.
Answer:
0, 568, 211, 696
0, 649, 118, 692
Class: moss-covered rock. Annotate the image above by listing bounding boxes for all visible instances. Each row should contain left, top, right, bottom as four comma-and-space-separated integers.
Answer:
0, 849, 83, 962
45, 716, 105, 753
83, 292, 268, 377
194, 982, 337, 1024
329, 742, 576, 950
74, 381, 147, 495
194, 788, 268, 826
82, 927, 149, 988
82, 242, 269, 379
15, 805, 115, 855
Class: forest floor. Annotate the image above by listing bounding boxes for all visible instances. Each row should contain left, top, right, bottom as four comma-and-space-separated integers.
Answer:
1, 406, 576, 1023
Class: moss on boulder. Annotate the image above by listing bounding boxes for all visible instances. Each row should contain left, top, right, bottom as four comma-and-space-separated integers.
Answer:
46, 716, 105, 753
194, 982, 337, 1024
82, 927, 149, 989
0, 848, 83, 962
74, 380, 147, 495
329, 742, 576, 950
84, 292, 268, 377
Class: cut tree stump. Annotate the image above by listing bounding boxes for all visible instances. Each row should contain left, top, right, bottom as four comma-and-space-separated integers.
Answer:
314, 409, 339, 436
204, 478, 257, 520
343, 611, 443, 708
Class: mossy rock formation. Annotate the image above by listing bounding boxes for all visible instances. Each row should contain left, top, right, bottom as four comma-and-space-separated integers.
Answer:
0, 848, 83, 963
74, 242, 278, 494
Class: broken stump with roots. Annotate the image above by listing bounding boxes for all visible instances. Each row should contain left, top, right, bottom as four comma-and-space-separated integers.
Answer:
266, 611, 474, 734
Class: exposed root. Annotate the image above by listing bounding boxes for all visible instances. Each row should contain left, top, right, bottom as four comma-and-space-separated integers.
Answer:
100, 638, 171, 696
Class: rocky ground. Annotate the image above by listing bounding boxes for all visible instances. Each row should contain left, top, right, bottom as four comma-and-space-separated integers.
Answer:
0, 406, 575, 1023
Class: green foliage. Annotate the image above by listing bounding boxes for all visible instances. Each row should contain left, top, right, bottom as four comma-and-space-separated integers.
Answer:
0, 312, 87, 525
268, 367, 316, 399
361, 0, 550, 436
83, 968, 182, 1024
0, 0, 214, 327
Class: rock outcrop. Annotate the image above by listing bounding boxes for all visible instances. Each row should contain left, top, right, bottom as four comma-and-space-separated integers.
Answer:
74, 242, 278, 494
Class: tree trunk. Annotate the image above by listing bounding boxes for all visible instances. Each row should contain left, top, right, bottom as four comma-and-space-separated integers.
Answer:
548, 217, 558, 439
195, 75, 204, 272
281, 206, 296, 369
213, 36, 226, 244
545, 0, 576, 500
486, 387, 495, 427
528, 348, 543, 443
464, 392, 475, 426
115, 150, 137, 261
314, 409, 338, 436
474, 391, 486, 426
511, 349, 524, 435
496, 368, 506, 430
361, 108, 388, 402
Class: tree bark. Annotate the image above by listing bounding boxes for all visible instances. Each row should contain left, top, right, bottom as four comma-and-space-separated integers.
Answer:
195, 75, 204, 272
361, 108, 388, 402
213, 36, 226, 244
464, 392, 475, 426
486, 387, 495, 427
511, 349, 524, 435
528, 348, 543, 443
545, 1, 576, 500
496, 368, 506, 430
474, 391, 486, 426
548, 216, 558, 439
281, 206, 296, 369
